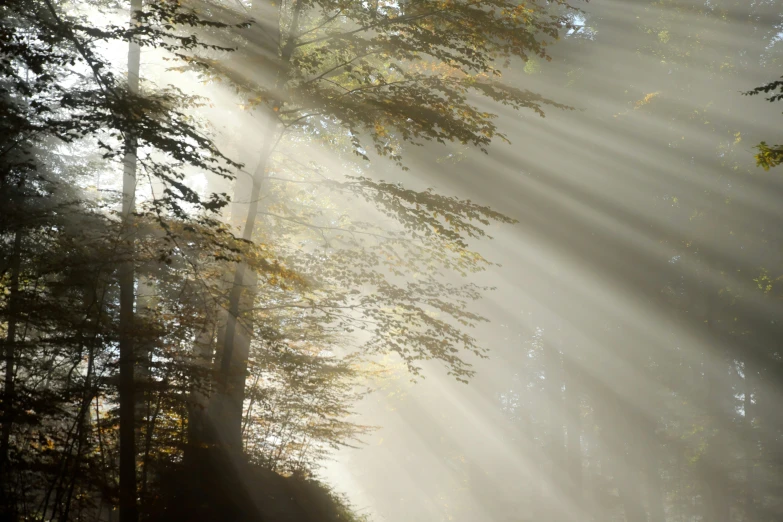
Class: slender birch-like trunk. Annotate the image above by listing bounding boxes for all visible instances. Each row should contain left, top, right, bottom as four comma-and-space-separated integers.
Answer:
118, 0, 141, 519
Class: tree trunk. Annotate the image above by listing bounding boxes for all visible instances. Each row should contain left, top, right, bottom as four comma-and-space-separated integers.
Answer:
543, 338, 566, 521
563, 354, 584, 515
184, 117, 235, 458
211, 0, 303, 453
135, 276, 155, 487
744, 357, 756, 522
212, 263, 259, 452
118, 0, 141, 519
0, 227, 22, 511
206, 120, 271, 453
135, 276, 155, 413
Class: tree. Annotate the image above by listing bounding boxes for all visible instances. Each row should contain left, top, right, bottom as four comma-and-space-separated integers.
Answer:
181, 0, 582, 457
744, 76, 783, 170
118, 0, 142, 518
0, 0, 247, 517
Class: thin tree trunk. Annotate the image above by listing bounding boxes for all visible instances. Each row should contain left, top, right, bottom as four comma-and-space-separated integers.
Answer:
0, 227, 23, 510
212, 0, 303, 453
59, 340, 97, 522
134, 275, 156, 496
118, 143, 138, 522
214, 251, 260, 451
563, 354, 584, 515
135, 276, 155, 427
241, 371, 263, 447
118, 0, 141, 519
140, 381, 164, 498
543, 338, 566, 521
744, 357, 756, 522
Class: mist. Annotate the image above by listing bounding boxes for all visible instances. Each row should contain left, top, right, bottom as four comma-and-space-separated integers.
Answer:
1, 0, 782, 521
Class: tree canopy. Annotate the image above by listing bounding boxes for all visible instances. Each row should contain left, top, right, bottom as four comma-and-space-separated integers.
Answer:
0, 0, 581, 520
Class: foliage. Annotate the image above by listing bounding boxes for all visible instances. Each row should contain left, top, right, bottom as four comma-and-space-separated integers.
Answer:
0, 0, 581, 519
744, 76, 783, 170
186, 0, 579, 166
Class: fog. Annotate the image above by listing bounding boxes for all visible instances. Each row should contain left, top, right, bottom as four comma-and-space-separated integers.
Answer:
314, 1, 783, 521
4, 0, 783, 521
175, 0, 783, 519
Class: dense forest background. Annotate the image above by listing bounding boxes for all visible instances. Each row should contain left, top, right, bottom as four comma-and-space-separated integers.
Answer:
2, 0, 783, 521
